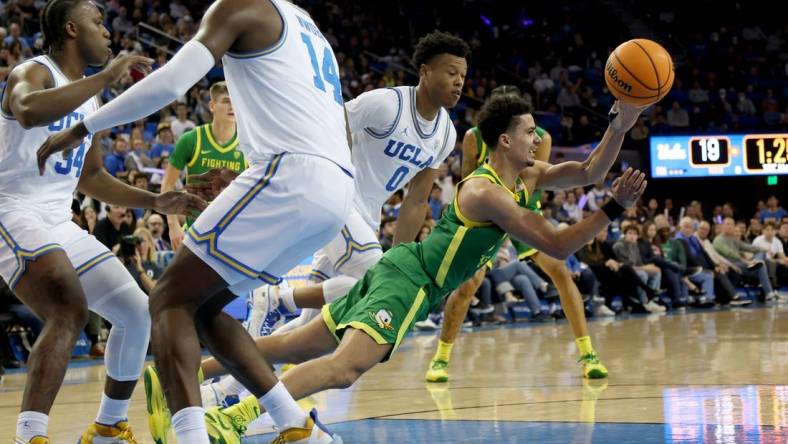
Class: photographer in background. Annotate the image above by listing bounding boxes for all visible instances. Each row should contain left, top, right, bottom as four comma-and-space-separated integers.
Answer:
116, 229, 162, 293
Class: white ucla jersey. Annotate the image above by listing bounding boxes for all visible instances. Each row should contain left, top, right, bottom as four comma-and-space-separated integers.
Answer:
221, 0, 352, 174
0, 55, 97, 223
347, 86, 457, 228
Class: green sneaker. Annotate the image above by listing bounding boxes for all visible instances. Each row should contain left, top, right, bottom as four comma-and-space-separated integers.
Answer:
144, 366, 171, 444
425, 359, 450, 383
579, 352, 608, 379
205, 395, 261, 444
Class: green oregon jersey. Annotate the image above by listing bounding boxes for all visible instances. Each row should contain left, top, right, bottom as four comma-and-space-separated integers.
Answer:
470, 125, 545, 259
169, 124, 247, 225
387, 163, 528, 302
169, 124, 246, 176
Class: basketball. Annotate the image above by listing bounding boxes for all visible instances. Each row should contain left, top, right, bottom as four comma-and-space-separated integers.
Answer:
605, 39, 674, 106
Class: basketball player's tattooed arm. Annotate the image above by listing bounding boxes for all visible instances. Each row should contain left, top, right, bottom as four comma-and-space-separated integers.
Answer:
463, 168, 646, 259
3, 54, 151, 129
461, 128, 479, 177
78, 133, 207, 218
392, 167, 436, 245
37, 0, 279, 172
531, 101, 647, 190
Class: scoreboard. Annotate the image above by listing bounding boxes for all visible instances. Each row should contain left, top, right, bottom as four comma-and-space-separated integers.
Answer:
649, 133, 788, 178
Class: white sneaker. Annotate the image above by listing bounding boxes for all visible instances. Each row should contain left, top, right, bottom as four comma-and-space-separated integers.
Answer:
776, 291, 788, 302
245, 285, 286, 337
645, 300, 666, 313
200, 381, 225, 408
729, 293, 752, 306
414, 318, 439, 331
595, 305, 616, 317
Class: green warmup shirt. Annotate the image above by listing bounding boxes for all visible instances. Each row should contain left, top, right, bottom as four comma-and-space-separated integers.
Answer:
169, 124, 247, 225
322, 163, 528, 359
471, 125, 546, 259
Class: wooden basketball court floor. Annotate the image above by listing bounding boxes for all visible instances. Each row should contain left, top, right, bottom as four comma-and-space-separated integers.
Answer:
2, 305, 787, 443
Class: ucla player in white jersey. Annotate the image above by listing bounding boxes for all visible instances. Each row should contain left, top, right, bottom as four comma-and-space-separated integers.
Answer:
198, 31, 470, 407
0, 1, 205, 443
38, 1, 355, 443
245, 31, 469, 333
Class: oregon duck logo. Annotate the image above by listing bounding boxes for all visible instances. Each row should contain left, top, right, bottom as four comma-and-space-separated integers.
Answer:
368, 309, 394, 330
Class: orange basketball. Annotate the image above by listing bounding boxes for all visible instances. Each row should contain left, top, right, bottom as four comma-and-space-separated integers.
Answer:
605, 39, 674, 106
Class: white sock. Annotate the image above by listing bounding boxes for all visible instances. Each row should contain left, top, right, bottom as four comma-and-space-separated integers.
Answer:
16, 411, 48, 441
239, 388, 252, 399
323, 275, 358, 304
172, 407, 209, 444
96, 393, 130, 425
258, 381, 307, 430
279, 286, 297, 312
218, 375, 247, 397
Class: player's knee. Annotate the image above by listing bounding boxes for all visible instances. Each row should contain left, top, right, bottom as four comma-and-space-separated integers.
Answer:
327, 356, 368, 389
38, 275, 89, 329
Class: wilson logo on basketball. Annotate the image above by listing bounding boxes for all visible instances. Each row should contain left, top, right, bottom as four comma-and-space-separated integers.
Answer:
606, 62, 632, 93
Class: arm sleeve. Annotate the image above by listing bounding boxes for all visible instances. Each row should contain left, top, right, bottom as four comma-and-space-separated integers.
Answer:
345, 88, 400, 135
84, 41, 216, 133
169, 130, 197, 170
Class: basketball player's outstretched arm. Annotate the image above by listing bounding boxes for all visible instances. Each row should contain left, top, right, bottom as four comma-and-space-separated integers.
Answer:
3, 54, 151, 129
462, 168, 646, 259
78, 133, 207, 218
530, 101, 647, 190
37, 0, 281, 172
393, 167, 437, 245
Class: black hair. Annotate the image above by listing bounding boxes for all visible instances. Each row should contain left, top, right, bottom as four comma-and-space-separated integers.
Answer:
40, 0, 86, 51
490, 85, 521, 97
412, 30, 470, 69
477, 94, 533, 149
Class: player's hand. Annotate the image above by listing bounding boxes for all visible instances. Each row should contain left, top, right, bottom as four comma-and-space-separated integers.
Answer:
169, 222, 185, 251
610, 168, 647, 208
185, 168, 240, 201
608, 101, 650, 132
102, 54, 153, 83
153, 191, 207, 220
37, 124, 88, 175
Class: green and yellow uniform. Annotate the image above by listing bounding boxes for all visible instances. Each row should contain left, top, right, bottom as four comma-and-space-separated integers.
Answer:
471, 125, 545, 260
322, 164, 528, 359
169, 124, 247, 225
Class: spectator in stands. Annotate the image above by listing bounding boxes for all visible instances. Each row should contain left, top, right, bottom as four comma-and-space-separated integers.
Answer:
752, 222, 788, 287
714, 217, 779, 301
576, 229, 640, 315
379, 216, 396, 252
80, 205, 98, 234
170, 101, 196, 138
146, 213, 171, 252
779, 221, 788, 255
585, 180, 613, 212
93, 204, 132, 250
747, 218, 763, 242
759, 195, 788, 223
563, 190, 583, 223
667, 101, 690, 128
149, 122, 175, 165
103, 135, 130, 178
428, 182, 443, 220
676, 217, 749, 306
488, 244, 551, 322
613, 225, 665, 313
125, 136, 152, 172
111, 6, 135, 35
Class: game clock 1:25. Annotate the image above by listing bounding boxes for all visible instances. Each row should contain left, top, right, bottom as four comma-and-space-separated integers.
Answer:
743, 135, 788, 172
